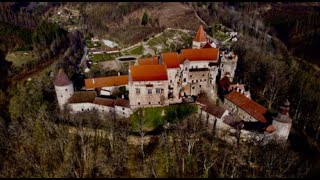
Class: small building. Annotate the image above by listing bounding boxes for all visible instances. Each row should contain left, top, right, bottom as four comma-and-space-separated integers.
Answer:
84, 75, 128, 96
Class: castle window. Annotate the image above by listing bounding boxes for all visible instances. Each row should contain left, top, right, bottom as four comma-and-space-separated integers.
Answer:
185, 67, 187, 71
65, 89, 68, 91
61, 95, 63, 98
149, 102, 151, 104
190, 75, 192, 78
158, 102, 160, 104
222, 64, 224, 67
148, 89, 152, 94
203, 74, 205, 77
82, 109, 84, 111
156, 88, 161, 94
138, 102, 140, 105
199, 85, 202, 88
210, 80, 212, 83
122, 107, 125, 110
204, 79, 206, 82
196, 80, 198, 83
200, 79, 202, 82
123, 112, 125, 115
136, 88, 140, 94
192, 86, 195, 89
184, 78, 186, 82
170, 80, 172, 83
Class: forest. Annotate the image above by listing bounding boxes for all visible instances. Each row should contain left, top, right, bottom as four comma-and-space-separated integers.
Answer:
0, 2, 320, 178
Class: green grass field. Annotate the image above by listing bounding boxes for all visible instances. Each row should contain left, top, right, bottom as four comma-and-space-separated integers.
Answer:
5, 51, 39, 68
129, 45, 143, 55
130, 104, 197, 132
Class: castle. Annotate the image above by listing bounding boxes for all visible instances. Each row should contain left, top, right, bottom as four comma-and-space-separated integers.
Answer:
54, 25, 292, 144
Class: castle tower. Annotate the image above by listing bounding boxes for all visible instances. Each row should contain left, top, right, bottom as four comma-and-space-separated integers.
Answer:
220, 51, 238, 82
192, 25, 207, 49
272, 99, 292, 143
54, 68, 74, 110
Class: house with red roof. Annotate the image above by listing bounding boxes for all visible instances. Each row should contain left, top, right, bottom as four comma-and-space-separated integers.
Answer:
128, 64, 169, 109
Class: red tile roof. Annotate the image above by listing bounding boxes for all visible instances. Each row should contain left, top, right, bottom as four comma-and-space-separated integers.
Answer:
224, 91, 267, 123
194, 25, 207, 42
54, 68, 72, 86
161, 52, 180, 68
130, 64, 168, 81
137, 56, 159, 65
179, 48, 219, 63
84, 75, 128, 89
93, 97, 115, 107
115, 98, 130, 108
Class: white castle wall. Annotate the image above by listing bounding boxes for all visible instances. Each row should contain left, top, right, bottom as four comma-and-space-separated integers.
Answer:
55, 83, 74, 110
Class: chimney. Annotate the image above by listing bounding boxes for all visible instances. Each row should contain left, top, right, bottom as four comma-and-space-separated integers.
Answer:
118, 72, 120, 76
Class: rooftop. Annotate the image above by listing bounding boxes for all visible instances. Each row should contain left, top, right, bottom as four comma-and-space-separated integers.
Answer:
180, 48, 219, 63
93, 97, 116, 107
224, 91, 267, 123
161, 52, 180, 68
68, 91, 97, 104
130, 64, 168, 82
115, 98, 130, 108
137, 56, 159, 65
84, 75, 128, 89
193, 25, 207, 42
54, 68, 72, 86
196, 93, 227, 118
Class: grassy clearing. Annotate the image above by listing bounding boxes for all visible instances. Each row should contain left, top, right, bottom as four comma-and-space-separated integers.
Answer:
89, 53, 114, 62
6, 51, 39, 68
130, 104, 197, 132
129, 45, 143, 55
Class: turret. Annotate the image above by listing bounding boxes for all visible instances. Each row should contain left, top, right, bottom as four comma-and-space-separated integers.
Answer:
220, 51, 238, 82
272, 99, 292, 143
192, 25, 207, 49
54, 68, 74, 110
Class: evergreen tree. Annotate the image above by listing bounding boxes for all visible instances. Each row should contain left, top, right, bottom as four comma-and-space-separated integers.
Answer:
141, 12, 149, 26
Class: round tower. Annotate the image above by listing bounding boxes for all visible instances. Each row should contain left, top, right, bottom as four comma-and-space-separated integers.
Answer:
54, 68, 74, 110
272, 99, 292, 143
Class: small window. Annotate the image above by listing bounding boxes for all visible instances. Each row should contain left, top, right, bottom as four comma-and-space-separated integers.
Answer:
184, 78, 186, 82
200, 79, 202, 82
87, 108, 89, 111
156, 88, 161, 94
122, 107, 125, 110
148, 89, 152, 94
196, 80, 198, 83
192, 80, 194, 83
149, 102, 151, 104
190, 75, 192, 78
204, 79, 206, 82
102, 109, 104, 112
81, 109, 84, 111
61, 95, 63, 98
199, 85, 202, 88
123, 112, 125, 115
210, 80, 212, 83
136, 88, 140, 94
138, 102, 140, 105
185, 67, 187, 70
192, 86, 195, 89
170, 80, 172, 83
203, 74, 205, 77
65, 89, 68, 91
158, 102, 160, 104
